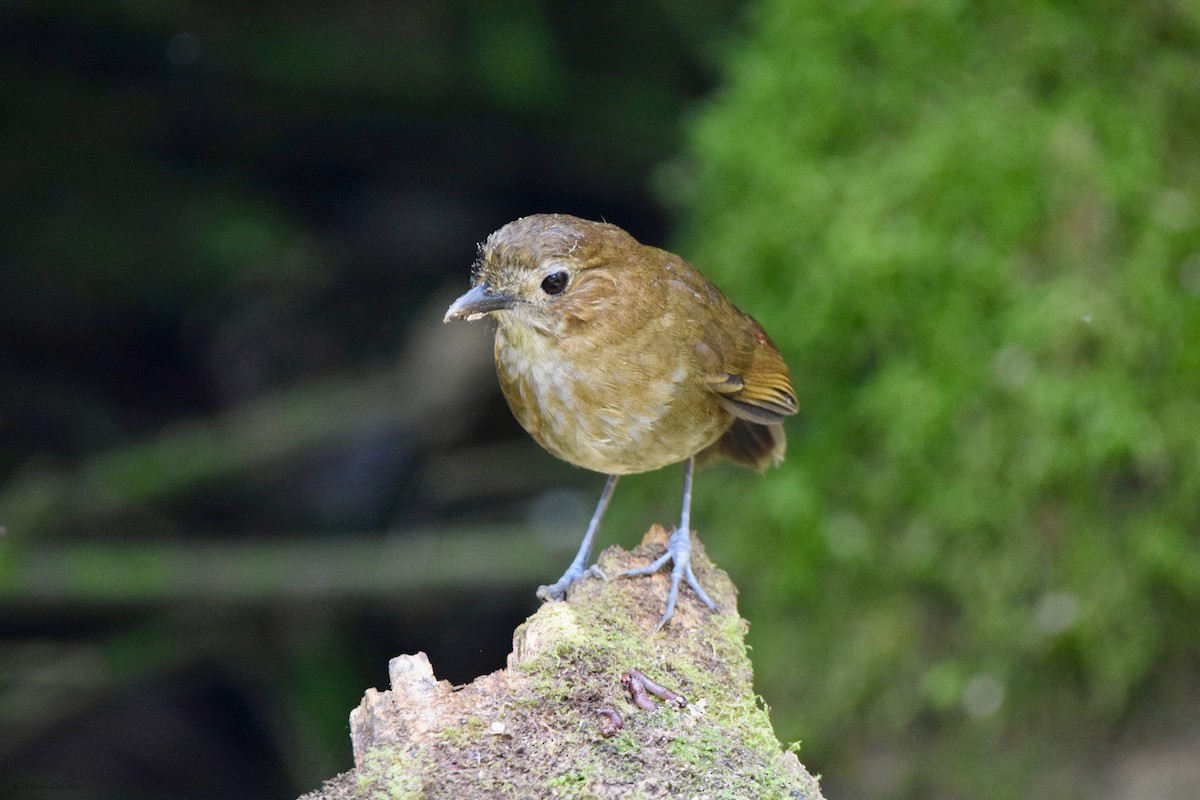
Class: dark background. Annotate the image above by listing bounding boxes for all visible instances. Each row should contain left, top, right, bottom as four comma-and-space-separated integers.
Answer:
4, 2, 1199, 800
0, 1, 735, 797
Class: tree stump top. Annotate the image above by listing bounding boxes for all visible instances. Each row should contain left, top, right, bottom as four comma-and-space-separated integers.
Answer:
302, 526, 824, 799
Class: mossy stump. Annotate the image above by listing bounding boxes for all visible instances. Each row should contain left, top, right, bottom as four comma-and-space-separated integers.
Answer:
301, 526, 824, 799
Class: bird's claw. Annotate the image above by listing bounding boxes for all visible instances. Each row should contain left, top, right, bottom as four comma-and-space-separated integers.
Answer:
617, 527, 719, 629
537, 564, 606, 602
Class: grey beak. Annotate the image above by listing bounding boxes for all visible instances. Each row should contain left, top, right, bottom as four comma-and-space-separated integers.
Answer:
443, 282, 515, 322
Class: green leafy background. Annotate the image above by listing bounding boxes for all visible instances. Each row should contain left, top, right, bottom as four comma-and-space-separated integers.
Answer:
654, 1, 1200, 796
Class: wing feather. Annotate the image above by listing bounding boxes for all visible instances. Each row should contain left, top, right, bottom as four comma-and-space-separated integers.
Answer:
698, 315, 797, 470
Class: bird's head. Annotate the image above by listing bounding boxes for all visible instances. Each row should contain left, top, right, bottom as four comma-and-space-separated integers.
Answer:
444, 214, 642, 338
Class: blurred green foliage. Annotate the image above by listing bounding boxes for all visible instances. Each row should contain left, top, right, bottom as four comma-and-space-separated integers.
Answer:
662, 0, 1200, 796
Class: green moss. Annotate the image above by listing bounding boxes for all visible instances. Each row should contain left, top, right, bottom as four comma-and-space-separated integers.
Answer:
354, 748, 429, 800
433, 715, 487, 746
544, 770, 588, 793
666, 0, 1200, 796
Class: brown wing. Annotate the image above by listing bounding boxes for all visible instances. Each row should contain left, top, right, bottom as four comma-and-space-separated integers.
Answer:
700, 316, 798, 471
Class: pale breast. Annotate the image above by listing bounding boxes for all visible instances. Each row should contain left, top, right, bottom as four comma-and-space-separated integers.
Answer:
493, 325, 729, 475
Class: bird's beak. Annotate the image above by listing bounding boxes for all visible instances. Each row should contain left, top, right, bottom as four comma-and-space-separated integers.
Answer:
443, 282, 515, 322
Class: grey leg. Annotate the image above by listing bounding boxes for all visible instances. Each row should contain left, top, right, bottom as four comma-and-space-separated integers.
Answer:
618, 457, 719, 628
537, 474, 619, 602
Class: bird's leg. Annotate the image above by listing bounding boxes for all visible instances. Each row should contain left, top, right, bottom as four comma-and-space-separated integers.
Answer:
537, 474, 619, 602
618, 456, 719, 629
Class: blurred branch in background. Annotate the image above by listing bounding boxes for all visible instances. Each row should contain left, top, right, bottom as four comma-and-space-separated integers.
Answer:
1, 294, 491, 539
2, 525, 558, 607
0, 526, 561, 760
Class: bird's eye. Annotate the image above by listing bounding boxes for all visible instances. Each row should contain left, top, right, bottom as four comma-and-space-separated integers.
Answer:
540, 271, 569, 295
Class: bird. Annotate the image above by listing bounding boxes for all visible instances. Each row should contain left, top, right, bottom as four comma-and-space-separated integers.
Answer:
444, 214, 797, 628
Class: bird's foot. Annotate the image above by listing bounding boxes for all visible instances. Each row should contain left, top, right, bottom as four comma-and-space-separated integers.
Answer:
618, 527, 719, 630
536, 563, 607, 603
